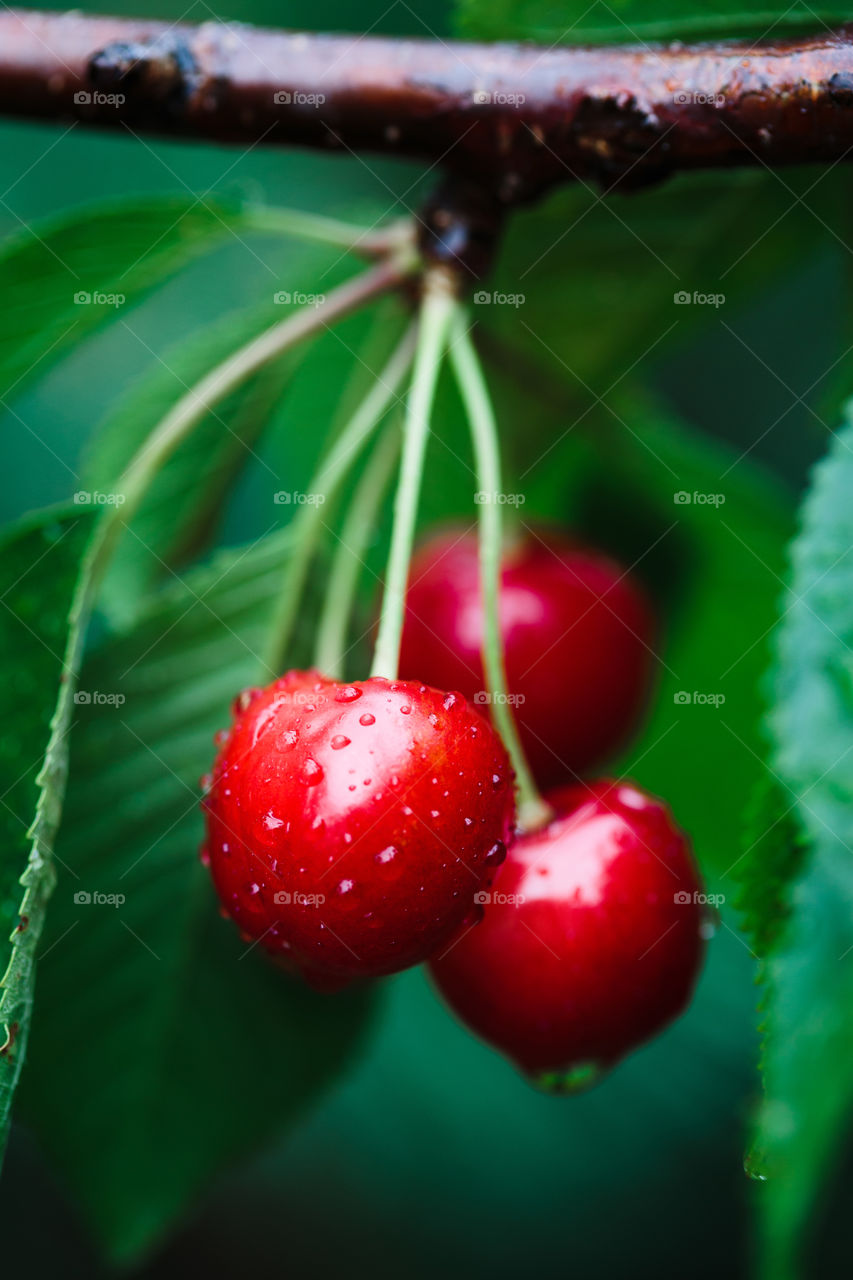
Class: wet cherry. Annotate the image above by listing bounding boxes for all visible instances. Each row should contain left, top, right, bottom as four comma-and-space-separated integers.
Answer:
202, 669, 516, 986
398, 528, 656, 788
429, 780, 704, 1086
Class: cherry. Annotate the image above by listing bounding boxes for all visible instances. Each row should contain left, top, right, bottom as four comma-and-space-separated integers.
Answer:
429, 780, 704, 1086
398, 527, 656, 788
202, 669, 516, 987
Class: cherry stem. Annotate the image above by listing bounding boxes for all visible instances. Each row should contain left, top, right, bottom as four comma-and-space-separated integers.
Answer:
265, 319, 418, 674
246, 206, 414, 259
84, 256, 410, 621
370, 270, 458, 679
448, 312, 553, 833
314, 423, 401, 678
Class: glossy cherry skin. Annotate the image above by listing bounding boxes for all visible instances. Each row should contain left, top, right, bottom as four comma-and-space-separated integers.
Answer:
398, 528, 656, 789
202, 670, 516, 987
429, 780, 704, 1083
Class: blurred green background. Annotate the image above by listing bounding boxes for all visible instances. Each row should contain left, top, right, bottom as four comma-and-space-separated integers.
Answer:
1, 1, 850, 1276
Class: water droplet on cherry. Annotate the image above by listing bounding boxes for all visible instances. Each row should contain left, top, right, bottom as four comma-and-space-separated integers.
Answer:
301, 758, 324, 785
485, 840, 507, 867
233, 687, 262, 716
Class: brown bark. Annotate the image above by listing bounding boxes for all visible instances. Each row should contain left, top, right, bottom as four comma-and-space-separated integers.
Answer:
2, 9, 853, 202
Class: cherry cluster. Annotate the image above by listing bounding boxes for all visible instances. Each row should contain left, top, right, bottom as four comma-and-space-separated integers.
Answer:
202, 527, 705, 1088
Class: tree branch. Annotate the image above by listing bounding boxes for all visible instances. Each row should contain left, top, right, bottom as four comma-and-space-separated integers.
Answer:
3, 9, 853, 202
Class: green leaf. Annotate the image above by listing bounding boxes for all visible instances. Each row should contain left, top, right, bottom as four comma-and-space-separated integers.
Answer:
736, 774, 808, 959
482, 168, 844, 394
751, 414, 853, 1279
81, 253, 394, 629
81, 300, 304, 627
0, 196, 261, 401
456, 0, 853, 43
18, 528, 377, 1262
0, 507, 95, 1164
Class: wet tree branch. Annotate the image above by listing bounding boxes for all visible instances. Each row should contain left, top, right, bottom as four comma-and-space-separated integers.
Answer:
2, 9, 853, 204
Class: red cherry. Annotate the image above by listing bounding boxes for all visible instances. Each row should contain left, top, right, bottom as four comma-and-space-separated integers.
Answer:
203, 669, 516, 986
429, 780, 704, 1086
398, 528, 656, 788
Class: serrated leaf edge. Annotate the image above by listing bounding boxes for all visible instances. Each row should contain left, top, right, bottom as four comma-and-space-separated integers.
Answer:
0, 527, 96, 1155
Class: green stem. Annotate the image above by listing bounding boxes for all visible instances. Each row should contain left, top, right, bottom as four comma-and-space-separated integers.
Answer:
315, 424, 401, 678
245, 206, 413, 259
448, 311, 552, 832
85, 257, 409, 612
264, 320, 418, 673
370, 272, 457, 679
